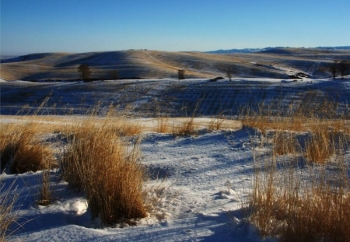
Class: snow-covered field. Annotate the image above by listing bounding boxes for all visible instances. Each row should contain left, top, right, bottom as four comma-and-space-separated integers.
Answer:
1, 77, 350, 241
2, 127, 265, 242
1, 77, 350, 116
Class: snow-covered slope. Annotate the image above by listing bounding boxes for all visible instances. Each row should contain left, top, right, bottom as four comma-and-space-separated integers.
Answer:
3, 128, 265, 242
1, 48, 349, 81
1, 77, 350, 241
1, 78, 350, 117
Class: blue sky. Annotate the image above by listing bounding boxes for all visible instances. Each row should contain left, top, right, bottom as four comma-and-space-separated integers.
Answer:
1, 0, 350, 55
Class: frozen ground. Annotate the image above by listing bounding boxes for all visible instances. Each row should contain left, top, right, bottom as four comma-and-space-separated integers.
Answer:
1, 77, 350, 116
1, 77, 350, 241
2, 127, 268, 242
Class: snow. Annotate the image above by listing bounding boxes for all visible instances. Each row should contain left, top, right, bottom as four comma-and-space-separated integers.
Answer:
1, 126, 265, 242
2, 77, 349, 117
1, 77, 350, 241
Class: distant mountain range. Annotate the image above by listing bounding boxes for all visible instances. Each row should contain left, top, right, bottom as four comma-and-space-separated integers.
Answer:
206, 46, 350, 54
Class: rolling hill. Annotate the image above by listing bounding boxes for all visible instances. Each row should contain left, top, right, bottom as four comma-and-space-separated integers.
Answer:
1, 48, 350, 81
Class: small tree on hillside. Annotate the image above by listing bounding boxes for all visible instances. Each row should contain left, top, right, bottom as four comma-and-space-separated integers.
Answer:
329, 60, 337, 79
225, 66, 236, 81
178, 69, 185, 80
338, 60, 350, 79
78, 64, 91, 80
109, 70, 119, 81
217, 64, 236, 81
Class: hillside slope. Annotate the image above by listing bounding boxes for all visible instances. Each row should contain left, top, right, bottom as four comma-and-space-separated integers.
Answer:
1, 49, 350, 81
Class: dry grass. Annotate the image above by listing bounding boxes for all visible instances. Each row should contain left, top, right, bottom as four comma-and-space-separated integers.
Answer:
104, 117, 143, 136
156, 116, 171, 133
60, 119, 147, 225
0, 123, 56, 174
242, 92, 350, 241
250, 154, 350, 242
208, 112, 226, 131
272, 131, 300, 156
172, 117, 197, 137
240, 95, 350, 164
36, 170, 52, 206
248, 129, 350, 240
304, 130, 335, 164
0, 180, 20, 241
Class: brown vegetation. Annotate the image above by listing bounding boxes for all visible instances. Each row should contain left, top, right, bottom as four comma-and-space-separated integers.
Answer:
0, 180, 21, 241
60, 118, 147, 225
0, 123, 56, 174
242, 93, 350, 241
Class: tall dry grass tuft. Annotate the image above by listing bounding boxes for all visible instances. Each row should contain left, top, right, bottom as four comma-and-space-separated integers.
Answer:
156, 116, 171, 133
272, 131, 300, 156
304, 130, 335, 164
208, 112, 226, 131
36, 170, 52, 206
104, 105, 143, 136
172, 117, 197, 137
107, 118, 143, 136
0, 180, 20, 241
0, 123, 55, 174
60, 119, 147, 225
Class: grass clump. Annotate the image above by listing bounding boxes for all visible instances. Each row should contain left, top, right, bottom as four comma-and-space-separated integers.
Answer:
36, 170, 53, 206
172, 117, 197, 137
208, 112, 226, 131
0, 180, 21, 241
156, 116, 171, 133
60, 120, 147, 225
0, 123, 55, 174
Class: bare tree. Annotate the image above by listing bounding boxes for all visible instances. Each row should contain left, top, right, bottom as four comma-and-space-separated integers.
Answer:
217, 64, 236, 81
78, 64, 91, 80
109, 70, 119, 81
225, 66, 236, 81
329, 60, 337, 79
178, 69, 185, 80
337, 60, 350, 79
